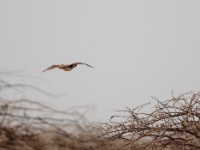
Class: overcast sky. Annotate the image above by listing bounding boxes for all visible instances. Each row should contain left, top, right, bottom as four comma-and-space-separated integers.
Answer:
0, 0, 200, 121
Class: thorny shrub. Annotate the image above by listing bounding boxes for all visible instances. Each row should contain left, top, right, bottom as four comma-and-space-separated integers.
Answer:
100, 92, 200, 150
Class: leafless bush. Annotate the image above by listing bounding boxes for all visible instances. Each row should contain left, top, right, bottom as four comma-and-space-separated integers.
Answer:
0, 71, 94, 150
100, 92, 200, 150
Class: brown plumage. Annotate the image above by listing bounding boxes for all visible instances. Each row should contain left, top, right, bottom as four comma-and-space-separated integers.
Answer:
42, 62, 94, 73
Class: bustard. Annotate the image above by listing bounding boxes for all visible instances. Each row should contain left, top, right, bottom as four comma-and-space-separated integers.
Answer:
42, 62, 94, 73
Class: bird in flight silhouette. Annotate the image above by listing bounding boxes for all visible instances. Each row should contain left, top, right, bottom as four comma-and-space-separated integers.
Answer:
42, 62, 94, 73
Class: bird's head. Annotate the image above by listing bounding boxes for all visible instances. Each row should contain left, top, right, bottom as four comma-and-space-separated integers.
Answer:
69, 64, 77, 68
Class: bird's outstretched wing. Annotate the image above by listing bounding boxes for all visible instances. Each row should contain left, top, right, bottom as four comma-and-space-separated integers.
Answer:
42, 65, 59, 73
71, 62, 95, 68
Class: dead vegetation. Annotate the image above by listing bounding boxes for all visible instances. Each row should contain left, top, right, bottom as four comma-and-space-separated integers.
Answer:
100, 92, 200, 150
0, 71, 91, 149
1, 71, 200, 150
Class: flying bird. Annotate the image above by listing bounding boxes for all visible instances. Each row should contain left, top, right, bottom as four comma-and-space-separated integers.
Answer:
42, 62, 94, 73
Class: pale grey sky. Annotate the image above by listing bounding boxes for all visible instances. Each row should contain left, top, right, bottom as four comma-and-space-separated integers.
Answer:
0, 0, 200, 121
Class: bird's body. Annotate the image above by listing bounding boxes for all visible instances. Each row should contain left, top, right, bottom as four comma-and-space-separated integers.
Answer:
42, 62, 94, 73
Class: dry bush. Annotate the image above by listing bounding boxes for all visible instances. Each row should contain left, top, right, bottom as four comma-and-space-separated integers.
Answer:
100, 92, 200, 150
0, 71, 95, 149
0, 98, 95, 150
